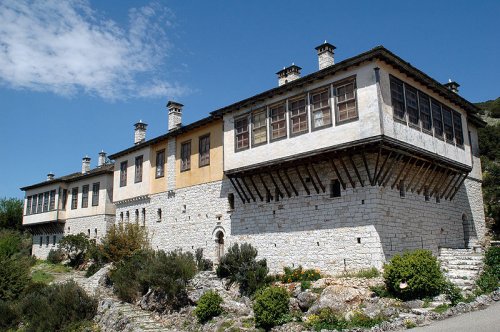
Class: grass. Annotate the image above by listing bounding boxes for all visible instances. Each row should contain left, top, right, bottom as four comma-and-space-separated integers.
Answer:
31, 270, 55, 284
341, 267, 380, 279
31, 261, 72, 284
432, 304, 450, 314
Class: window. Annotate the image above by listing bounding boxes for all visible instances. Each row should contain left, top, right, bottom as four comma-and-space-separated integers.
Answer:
31, 195, 37, 214
39, 236, 42, 247
92, 182, 100, 206
390, 77, 405, 120
453, 111, 464, 146
46, 235, 49, 247
270, 103, 287, 140
419, 93, 432, 132
135, 209, 139, 223
199, 135, 210, 167
336, 81, 357, 122
424, 186, 430, 202
235, 117, 249, 151
120, 161, 127, 187
43, 192, 49, 212
81, 185, 89, 208
26, 196, 32, 215
155, 150, 165, 178
228, 193, 235, 210
49, 190, 56, 210
37, 193, 43, 213
52, 235, 56, 246
87, 229, 90, 237
399, 180, 406, 198
71, 187, 78, 209
142, 208, 146, 227
252, 110, 267, 145
442, 107, 454, 142
120, 212, 123, 222
405, 85, 419, 126
289, 97, 308, 135
330, 179, 341, 198
181, 141, 191, 171
157, 208, 162, 222
94, 228, 98, 238
311, 88, 331, 128
135, 155, 143, 183
126, 211, 130, 222
431, 100, 443, 137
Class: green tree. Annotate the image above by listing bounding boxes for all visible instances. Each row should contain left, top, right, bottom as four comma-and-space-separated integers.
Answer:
0, 197, 23, 231
59, 233, 90, 267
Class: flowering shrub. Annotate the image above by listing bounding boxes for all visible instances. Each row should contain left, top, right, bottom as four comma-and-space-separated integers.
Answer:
281, 265, 321, 283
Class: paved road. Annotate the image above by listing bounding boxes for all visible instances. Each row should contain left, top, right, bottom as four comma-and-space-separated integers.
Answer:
411, 301, 500, 332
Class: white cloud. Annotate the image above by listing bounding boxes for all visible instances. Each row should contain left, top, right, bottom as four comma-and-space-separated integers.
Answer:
0, 0, 188, 100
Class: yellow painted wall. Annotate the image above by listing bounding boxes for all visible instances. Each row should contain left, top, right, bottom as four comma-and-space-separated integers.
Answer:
150, 140, 168, 194
176, 120, 223, 188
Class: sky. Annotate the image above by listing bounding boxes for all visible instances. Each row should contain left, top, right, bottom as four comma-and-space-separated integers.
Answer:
1, 0, 499, 199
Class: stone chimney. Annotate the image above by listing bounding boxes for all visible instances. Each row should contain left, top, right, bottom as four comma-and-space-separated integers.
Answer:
167, 101, 183, 131
315, 41, 336, 70
98, 150, 107, 167
82, 156, 91, 174
276, 64, 302, 86
134, 121, 148, 145
444, 79, 460, 94
46, 172, 55, 181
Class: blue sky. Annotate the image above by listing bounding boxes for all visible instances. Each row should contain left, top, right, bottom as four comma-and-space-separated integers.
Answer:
1, 0, 499, 199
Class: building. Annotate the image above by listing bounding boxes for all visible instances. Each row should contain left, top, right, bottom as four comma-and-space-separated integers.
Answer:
21, 154, 115, 258
21, 43, 487, 273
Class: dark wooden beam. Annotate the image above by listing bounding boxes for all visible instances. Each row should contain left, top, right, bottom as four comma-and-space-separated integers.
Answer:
430, 169, 449, 198
371, 146, 382, 186
391, 157, 413, 189
329, 158, 346, 190
267, 171, 284, 198
418, 164, 438, 195
295, 166, 310, 195
310, 163, 325, 192
234, 176, 250, 203
258, 173, 272, 199
228, 176, 246, 204
241, 176, 256, 202
424, 166, 442, 197
276, 170, 291, 198
361, 151, 373, 186
440, 172, 457, 199
374, 151, 392, 185
349, 155, 364, 187
304, 164, 320, 194
283, 169, 299, 196
411, 162, 432, 193
249, 175, 264, 201
401, 158, 418, 184
339, 156, 356, 188
445, 173, 465, 200
406, 160, 425, 191
380, 153, 401, 186
449, 174, 468, 200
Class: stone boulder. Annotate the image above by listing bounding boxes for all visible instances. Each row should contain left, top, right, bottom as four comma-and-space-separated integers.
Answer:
296, 291, 319, 311
308, 284, 365, 314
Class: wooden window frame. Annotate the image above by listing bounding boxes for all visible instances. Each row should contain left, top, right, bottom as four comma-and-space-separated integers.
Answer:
390, 76, 406, 122
120, 161, 128, 187
42, 192, 49, 212
234, 116, 249, 151
310, 86, 332, 130
92, 182, 100, 206
405, 85, 419, 127
180, 140, 191, 172
26, 196, 32, 215
252, 109, 268, 146
81, 185, 89, 208
453, 111, 464, 147
71, 187, 78, 210
418, 92, 433, 134
442, 106, 455, 143
269, 103, 287, 141
199, 134, 211, 167
135, 155, 143, 183
335, 79, 358, 124
49, 190, 56, 211
289, 96, 308, 136
431, 99, 444, 139
155, 150, 165, 178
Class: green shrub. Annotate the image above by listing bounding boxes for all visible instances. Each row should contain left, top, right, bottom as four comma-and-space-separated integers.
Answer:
20, 280, 97, 332
0, 255, 31, 301
194, 290, 223, 323
432, 304, 450, 314
0, 300, 20, 330
383, 249, 446, 300
100, 222, 149, 263
109, 249, 152, 302
475, 268, 499, 295
196, 248, 213, 271
59, 233, 90, 267
442, 280, 464, 305
47, 248, 65, 264
307, 308, 384, 331
216, 243, 269, 296
301, 280, 311, 290
484, 246, 500, 277
0, 229, 31, 258
85, 262, 102, 278
350, 267, 380, 279
253, 286, 290, 329
282, 265, 321, 283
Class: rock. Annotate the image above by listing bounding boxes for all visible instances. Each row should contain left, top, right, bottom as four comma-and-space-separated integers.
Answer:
491, 290, 500, 301
308, 284, 364, 313
403, 299, 424, 309
474, 295, 492, 308
297, 291, 319, 311
222, 299, 251, 316
271, 322, 308, 332
289, 297, 301, 312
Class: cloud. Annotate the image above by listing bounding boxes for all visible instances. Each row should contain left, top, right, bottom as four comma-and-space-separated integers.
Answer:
0, 0, 188, 100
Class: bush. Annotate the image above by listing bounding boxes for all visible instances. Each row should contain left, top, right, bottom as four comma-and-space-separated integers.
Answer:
475, 268, 499, 295
0, 255, 31, 301
0, 229, 31, 258
19, 280, 97, 332
47, 248, 65, 264
216, 243, 269, 296
194, 290, 223, 323
0, 300, 20, 330
484, 246, 500, 277
59, 233, 90, 267
282, 265, 321, 283
196, 248, 213, 271
100, 222, 149, 263
253, 286, 290, 329
383, 249, 446, 300
109, 249, 152, 302
442, 281, 464, 306
307, 308, 384, 331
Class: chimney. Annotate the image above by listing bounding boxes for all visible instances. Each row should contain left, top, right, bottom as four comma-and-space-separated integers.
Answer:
82, 156, 91, 174
276, 64, 302, 86
444, 79, 460, 94
315, 41, 336, 70
98, 150, 107, 167
46, 172, 55, 181
134, 121, 148, 145
167, 101, 183, 131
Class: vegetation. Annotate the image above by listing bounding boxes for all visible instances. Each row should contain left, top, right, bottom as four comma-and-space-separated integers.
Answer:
196, 248, 213, 271
475, 246, 500, 295
253, 286, 290, 330
306, 308, 384, 331
98, 222, 149, 263
476, 97, 500, 118
58, 233, 91, 267
0, 197, 24, 231
194, 290, 223, 323
442, 281, 464, 305
47, 248, 65, 264
342, 267, 381, 279
216, 243, 269, 296
0, 254, 32, 301
432, 304, 450, 314
383, 249, 446, 300
281, 265, 322, 283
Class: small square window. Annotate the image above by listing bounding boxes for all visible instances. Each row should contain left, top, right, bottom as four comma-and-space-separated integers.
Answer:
330, 179, 341, 198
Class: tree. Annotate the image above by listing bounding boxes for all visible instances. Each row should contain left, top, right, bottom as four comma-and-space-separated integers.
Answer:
0, 197, 23, 231
59, 234, 90, 267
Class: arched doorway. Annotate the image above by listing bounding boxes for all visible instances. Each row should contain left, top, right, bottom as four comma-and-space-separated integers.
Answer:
462, 213, 470, 248
216, 231, 224, 262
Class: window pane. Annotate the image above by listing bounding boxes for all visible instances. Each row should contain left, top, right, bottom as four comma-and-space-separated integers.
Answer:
135, 155, 143, 183
92, 183, 100, 206
199, 135, 210, 166
181, 141, 191, 171
311, 88, 331, 128
405, 85, 419, 125
336, 81, 357, 122
71, 188, 78, 210
431, 100, 443, 137
252, 111, 267, 144
442, 107, 454, 142
453, 111, 464, 146
235, 117, 249, 150
419, 93, 432, 131
82, 185, 89, 208
156, 150, 165, 178
390, 77, 405, 120
49, 190, 56, 210
270, 104, 286, 139
120, 161, 127, 187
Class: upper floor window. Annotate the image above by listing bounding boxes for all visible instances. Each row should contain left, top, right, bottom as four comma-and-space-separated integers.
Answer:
235, 117, 249, 151
156, 150, 165, 178
26, 196, 32, 215
453, 111, 464, 146
43, 192, 49, 212
252, 110, 267, 145
81, 185, 89, 208
37, 193, 43, 213
181, 141, 191, 171
311, 88, 331, 129
135, 155, 143, 183
199, 135, 210, 167
442, 107, 454, 143
405, 85, 419, 126
270, 103, 287, 140
31, 195, 37, 214
390, 77, 405, 121
71, 187, 78, 210
336, 80, 357, 123
120, 161, 127, 187
431, 99, 443, 138
290, 97, 308, 135
49, 190, 56, 210
419, 93, 432, 132
92, 182, 100, 206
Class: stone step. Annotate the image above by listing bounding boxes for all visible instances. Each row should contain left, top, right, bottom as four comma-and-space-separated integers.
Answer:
439, 254, 483, 260
445, 271, 479, 280
441, 263, 483, 271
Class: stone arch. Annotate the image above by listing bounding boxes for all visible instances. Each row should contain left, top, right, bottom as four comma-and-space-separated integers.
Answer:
212, 226, 226, 262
